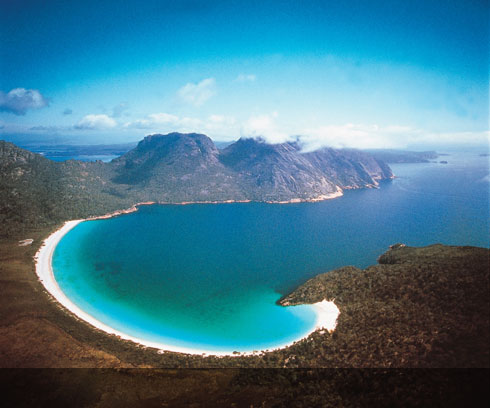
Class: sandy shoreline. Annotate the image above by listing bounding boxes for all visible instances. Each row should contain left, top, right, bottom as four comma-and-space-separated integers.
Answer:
86, 201, 156, 220
35, 210, 339, 357
265, 188, 344, 204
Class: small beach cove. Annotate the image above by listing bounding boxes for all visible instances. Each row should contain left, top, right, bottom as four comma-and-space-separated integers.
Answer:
35, 217, 340, 355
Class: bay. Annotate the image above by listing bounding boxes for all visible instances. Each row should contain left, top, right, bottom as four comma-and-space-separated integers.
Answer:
52, 152, 489, 353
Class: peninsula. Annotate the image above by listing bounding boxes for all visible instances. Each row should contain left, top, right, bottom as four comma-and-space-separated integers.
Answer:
0, 133, 392, 238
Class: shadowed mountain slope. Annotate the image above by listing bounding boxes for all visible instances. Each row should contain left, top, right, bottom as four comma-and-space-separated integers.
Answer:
303, 146, 392, 189
0, 133, 393, 236
109, 133, 393, 202
111, 133, 243, 202
219, 138, 340, 201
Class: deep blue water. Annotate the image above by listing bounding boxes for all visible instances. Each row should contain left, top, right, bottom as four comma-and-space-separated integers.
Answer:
52, 153, 489, 352
46, 154, 118, 162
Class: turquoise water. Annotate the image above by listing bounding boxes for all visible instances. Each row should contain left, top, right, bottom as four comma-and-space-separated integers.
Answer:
53, 152, 489, 352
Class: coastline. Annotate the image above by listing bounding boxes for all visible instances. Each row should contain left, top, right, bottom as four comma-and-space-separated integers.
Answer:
83, 189, 345, 220
266, 189, 343, 204
34, 214, 340, 357
169, 189, 344, 206
86, 201, 156, 220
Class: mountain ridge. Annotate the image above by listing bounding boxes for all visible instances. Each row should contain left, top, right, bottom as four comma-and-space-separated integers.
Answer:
114, 133, 392, 201
0, 133, 393, 236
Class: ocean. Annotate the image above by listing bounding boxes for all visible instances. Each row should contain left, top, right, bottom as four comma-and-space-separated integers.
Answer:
52, 152, 489, 353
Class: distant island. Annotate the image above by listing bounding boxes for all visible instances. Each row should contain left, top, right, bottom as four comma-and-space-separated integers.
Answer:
365, 149, 439, 163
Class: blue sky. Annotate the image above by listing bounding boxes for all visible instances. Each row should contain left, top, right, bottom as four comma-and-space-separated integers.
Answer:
0, 0, 488, 149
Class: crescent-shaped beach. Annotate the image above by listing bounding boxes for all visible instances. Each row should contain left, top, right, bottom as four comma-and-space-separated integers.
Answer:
34, 218, 340, 356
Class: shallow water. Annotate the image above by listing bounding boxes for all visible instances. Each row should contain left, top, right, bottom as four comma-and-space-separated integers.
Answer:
53, 152, 489, 352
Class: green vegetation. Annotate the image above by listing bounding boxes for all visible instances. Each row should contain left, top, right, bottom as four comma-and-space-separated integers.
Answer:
2, 367, 488, 407
0, 140, 136, 237
278, 244, 489, 368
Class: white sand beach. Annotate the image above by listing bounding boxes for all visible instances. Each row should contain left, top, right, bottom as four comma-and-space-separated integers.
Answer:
266, 188, 344, 204
35, 219, 340, 357
312, 299, 340, 332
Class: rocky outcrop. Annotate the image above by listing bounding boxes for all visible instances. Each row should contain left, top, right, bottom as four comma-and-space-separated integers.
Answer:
112, 134, 394, 202
219, 138, 340, 201
111, 133, 243, 202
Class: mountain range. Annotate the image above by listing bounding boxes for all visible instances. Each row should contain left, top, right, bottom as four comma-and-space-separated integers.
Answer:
0, 132, 393, 236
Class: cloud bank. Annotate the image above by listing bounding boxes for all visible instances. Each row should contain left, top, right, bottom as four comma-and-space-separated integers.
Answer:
238, 114, 412, 149
0, 88, 49, 115
299, 124, 414, 151
238, 115, 489, 151
75, 114, 117, 130
124, 112, 236, 137
241, 112, 292, 144
11, 103, 487, 151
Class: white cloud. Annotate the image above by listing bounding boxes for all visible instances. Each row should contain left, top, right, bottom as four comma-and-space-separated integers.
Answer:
241, 112, 292, 144
299, 124, 410, 151
124, 112, 203, 133
75, 114, 117, 130
235, 74, 256, 82
407, 130, 490, 147
298, 126, 490, 151
0, 88, 49, 115
240, 118, 440, 150
124, 112, 239, 140
207, 114, 235, 125
179, 116, 203, 128
125, 113, 180, 129
203, 115, 236, 137
150, 112, 180, 123
177, 78, 216, 107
